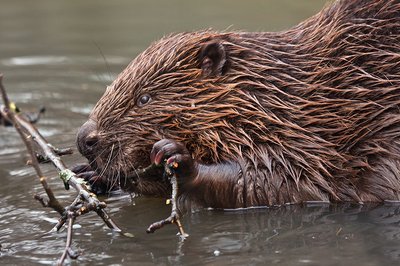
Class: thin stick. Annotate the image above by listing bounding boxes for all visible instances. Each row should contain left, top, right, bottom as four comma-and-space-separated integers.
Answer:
0, 74, 131, 265
0, 105, 12, 126
1, 82, 123, 233
0, 75, 64, 214
57, 212, 76, 266
1, 104, 45, 126
146, 164, 188, 237
0, 74, 10, 108
52, 195, 82, 233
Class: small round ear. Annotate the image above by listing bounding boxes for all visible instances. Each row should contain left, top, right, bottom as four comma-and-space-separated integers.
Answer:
199, 41, 227, 77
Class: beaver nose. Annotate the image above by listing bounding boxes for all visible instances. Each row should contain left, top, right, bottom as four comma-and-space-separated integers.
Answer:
76, 119, 99, 158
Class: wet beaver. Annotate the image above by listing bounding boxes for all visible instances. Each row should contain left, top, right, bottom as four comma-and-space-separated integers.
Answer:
76, 0, 400, 208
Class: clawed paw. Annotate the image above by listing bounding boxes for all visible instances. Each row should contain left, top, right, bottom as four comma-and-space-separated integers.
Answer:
150, 139, 198, 182
71, 163, 111, 195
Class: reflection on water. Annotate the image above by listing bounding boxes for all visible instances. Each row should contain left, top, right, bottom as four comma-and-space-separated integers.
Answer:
1, 0, 399, 265
5, 198, 399, 265
149, 203, 400, 266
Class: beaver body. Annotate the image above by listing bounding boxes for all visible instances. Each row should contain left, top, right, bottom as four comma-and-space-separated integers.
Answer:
77, 0, 400, 208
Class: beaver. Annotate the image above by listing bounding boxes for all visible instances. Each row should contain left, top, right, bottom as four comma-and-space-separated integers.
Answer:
75, 0, 400, 209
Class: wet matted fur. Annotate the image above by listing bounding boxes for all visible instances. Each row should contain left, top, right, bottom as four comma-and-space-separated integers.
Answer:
85, 0, 400, 207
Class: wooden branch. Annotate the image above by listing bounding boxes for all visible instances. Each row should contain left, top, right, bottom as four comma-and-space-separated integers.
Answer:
0, 74, 131, 265
13, 113, 116, 225
36, 147, 73, 164
57, 212, 77, 266
0, 74, 10, 108
0, 105, 11, 126
0, 74, 64, 214
146, 164, 188, 238
1, 103, 45, 126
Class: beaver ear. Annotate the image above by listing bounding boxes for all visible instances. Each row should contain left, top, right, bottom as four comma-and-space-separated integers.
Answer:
199, 41, 226, 77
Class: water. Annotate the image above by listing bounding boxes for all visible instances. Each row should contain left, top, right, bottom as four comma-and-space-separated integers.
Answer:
1, 0, 399, 265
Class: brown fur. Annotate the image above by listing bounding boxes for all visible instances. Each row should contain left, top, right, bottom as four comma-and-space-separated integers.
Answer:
88, 0, 400, 207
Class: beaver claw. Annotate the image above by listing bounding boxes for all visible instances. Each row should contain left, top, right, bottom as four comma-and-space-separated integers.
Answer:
71, 163, 92, 174
71, 163, 112, 195
150, 139, 198, 183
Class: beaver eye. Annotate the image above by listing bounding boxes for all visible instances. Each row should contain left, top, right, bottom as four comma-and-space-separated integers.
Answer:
137, 94, 151, 107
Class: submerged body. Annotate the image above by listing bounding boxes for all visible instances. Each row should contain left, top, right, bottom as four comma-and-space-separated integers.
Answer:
77, 0, 400, 208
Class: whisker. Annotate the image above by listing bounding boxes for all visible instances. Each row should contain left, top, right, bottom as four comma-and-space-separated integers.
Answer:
107, 168, 119, 196
110, 167, 118, 193
93, 40, 113, 83
102, 141, 125, 193
88, 141, 113, 175
111, 169, 121, 194
99, 144, 115, 178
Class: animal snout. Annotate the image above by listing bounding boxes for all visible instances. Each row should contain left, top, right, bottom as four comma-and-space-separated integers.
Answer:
76, 119, 99, 158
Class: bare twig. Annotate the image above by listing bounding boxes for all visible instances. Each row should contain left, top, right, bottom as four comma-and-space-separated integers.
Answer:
0, 104, 12, 126
0, 74, 64, 214
1, 103, 45, 126
57, 212, 76, 266
0, 75, 10, 108
36, 147, 74, 164
146, 164, 188, 238
0, 74, 131, 265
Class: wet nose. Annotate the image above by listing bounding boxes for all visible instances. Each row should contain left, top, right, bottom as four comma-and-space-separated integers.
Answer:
76, 119, 99, 158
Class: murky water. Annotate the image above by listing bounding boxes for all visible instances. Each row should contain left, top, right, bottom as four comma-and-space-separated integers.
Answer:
1, 0, 399, 265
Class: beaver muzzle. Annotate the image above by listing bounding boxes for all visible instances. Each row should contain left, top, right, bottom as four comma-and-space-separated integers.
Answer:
76, 119, 99, 159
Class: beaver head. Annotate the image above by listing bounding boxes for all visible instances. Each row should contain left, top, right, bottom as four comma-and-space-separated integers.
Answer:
77, 32, 244, 192
77, 0, 400, 204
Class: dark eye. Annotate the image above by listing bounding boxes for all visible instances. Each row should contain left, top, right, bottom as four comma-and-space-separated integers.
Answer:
137, 94, 151, 107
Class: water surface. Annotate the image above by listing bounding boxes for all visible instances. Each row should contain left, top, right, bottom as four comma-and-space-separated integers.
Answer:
1, 0, 399, 265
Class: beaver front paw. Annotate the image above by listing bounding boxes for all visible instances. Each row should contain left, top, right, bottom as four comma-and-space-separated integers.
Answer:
71, 163, 111, 195
150, 139, 198, 183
